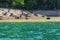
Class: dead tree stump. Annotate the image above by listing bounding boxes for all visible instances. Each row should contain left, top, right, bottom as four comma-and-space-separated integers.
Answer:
0, 16, 3, 20
15, 16, 20, 19
10, 13, 13, 16
34, 13, 38, 17
25, 14, 28, 20
46, 17, 50, 20
3, 13, 7, 15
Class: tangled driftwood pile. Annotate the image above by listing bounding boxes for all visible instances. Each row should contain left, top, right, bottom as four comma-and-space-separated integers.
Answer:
0, 8, 42, 20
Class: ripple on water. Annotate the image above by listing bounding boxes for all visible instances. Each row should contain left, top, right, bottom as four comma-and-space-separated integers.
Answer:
0, 33, 6, 36
0, 38, 20, 40
56, 33, 60, 35
0, 25, 10, 29
34, 35, 43, 40
47, 29, 58, 33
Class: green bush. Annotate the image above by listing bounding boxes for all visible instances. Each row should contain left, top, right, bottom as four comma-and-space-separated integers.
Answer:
12, 0, 24, 8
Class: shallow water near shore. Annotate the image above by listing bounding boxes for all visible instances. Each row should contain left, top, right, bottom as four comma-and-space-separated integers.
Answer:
0, 22, 60, 40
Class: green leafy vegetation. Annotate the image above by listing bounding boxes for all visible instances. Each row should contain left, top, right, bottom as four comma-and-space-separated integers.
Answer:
0, 0, 58, 10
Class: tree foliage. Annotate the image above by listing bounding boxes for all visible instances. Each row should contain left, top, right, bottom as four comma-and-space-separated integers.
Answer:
0, 0, 58, 10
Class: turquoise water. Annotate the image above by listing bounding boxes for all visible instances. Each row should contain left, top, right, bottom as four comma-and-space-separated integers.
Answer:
0, 22, 60, 40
